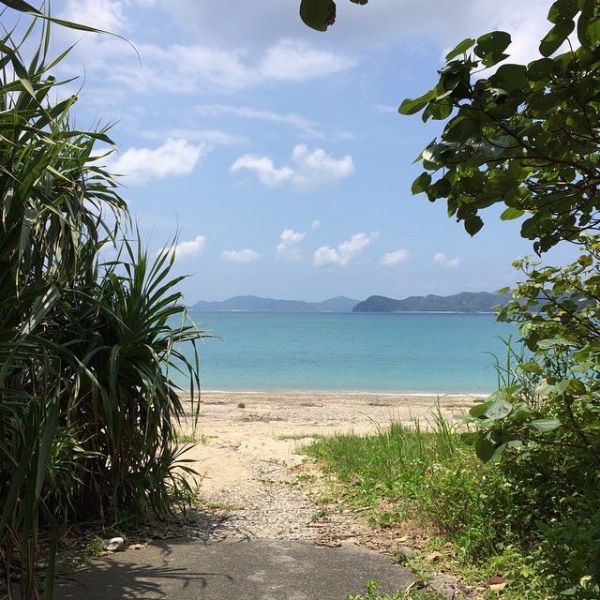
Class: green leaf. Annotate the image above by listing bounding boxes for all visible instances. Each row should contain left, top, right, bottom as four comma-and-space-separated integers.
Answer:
299, 0, 336, 32
548, 0, 579, 24
578, 14, 600, 48
491, 63, 528, 92
537, 336, 571, 349
501, 207, 525, 221
530, 418, 562, 432
399, 90, 434, 115
411, 172, 431, 194
464, 215, 484, 236
445, 38, 476, 61
539, 19, 575, 56
469, 401, 493, 419
485, 398, 513, 420
474, 436, 498, 462
526, 57, 556, 81
445, 116, 480, 143
475, 31, 511, 59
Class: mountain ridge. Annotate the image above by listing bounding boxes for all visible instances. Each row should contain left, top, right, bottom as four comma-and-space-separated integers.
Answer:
189, 292, 508, 313
190, 295, 359, 313
353, 292, 507, 313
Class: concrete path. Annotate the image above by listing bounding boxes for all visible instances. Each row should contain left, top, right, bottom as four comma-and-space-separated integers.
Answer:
54, 538, 416, 600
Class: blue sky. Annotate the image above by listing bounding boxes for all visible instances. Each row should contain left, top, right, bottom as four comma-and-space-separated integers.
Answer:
45, 0, 574, 303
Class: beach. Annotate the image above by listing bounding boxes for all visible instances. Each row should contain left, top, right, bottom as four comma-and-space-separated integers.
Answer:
176, 391, 479, 545
181, 391, 478, 491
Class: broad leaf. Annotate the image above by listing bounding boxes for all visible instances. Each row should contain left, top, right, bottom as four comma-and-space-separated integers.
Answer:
299, 0, 337, 31
445, 38, 475, 61
530, 418, 562, 432
539, 19, 575, 56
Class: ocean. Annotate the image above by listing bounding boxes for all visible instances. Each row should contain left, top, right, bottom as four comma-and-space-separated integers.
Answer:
172, 311, 519, 395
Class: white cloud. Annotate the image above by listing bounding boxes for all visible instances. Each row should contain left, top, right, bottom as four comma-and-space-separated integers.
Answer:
380, 249, 411, 266
276, 229, 306, 263
313, 233, 376, 268
194, 104, 322, 138
141, 128, 247, 146
259, 39, 356, 81
222, 249, 261, 263
311, 220, 321, 230
110, 138, 206, 185
60, 0, 128, 34
230, 144, 354, 190
230, 155, 295, 187
433, 252, 461, 268
159, 0, 552, 56
171, 235, 206, 261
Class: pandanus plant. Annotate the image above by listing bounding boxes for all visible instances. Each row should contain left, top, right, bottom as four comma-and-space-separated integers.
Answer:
0, 5, 207, 598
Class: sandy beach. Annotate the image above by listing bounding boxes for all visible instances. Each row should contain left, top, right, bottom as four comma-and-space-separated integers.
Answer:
180, 390, 478, 494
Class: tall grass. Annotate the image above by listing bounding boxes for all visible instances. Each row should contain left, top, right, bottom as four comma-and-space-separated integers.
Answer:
304, 405, 460, 524
306, 401, 600, 599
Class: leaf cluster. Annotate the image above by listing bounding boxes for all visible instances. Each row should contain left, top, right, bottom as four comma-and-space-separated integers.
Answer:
400, 0, 600, 253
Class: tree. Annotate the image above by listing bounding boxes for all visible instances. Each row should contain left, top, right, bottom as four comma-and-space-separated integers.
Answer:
399, 1, 600, 254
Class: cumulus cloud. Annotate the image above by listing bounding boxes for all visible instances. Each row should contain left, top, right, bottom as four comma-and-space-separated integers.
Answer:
171, 235, 206, 261
110, 138, 206, 185
230, 144, 354, 190
380, 249, 411, 266
311, 220, 321, 230
433, 252, 460, 268
276, 229, 306, 263
222, 249, 260, 263
230, 155, 295, 187
313, 233, 376, 268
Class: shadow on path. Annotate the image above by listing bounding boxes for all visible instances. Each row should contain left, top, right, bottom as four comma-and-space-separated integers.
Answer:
54, 537, 415, 600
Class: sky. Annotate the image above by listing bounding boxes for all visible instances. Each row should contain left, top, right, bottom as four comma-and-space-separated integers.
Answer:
34, 0, 576, 303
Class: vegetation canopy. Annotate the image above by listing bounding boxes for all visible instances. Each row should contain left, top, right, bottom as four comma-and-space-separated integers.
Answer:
399, 0, 600, 254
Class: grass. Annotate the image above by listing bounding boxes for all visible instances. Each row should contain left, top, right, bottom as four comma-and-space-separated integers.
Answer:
176, 432, 211, 445
303, 405, 600, 600
345, 580, 446, 600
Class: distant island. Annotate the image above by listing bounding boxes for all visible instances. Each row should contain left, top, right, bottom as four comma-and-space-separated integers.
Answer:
190, 295, 359, 313
190, 292, 508, 313
353, 292, 507, 313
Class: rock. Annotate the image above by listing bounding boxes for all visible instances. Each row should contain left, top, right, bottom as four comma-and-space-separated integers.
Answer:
104, 537, 125, 552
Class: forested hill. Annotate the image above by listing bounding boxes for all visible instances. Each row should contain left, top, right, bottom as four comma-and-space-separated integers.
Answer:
191, 295, 359, 313
353, 292, 507, 313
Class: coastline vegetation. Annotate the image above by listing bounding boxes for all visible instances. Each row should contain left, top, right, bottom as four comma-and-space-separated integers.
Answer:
0, 7, 207, 598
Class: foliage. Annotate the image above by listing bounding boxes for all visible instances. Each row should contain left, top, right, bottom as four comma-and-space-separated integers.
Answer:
460, 236, 600, 465
307, 413, 600, 599
0, 9, 207, 599
399, 1, 600, 254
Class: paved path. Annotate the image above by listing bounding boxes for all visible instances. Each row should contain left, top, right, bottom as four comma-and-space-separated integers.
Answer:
54, 538, 416, 600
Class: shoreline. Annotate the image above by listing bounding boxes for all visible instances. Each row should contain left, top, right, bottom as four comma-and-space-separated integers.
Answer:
186, 389, 491, 399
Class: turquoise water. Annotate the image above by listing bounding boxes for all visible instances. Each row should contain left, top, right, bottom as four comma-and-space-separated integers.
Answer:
174, 311, 518, 394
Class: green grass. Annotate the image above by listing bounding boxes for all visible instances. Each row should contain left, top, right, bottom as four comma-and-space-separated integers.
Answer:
345, 580, 445, 599
304, 409, 600, 600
